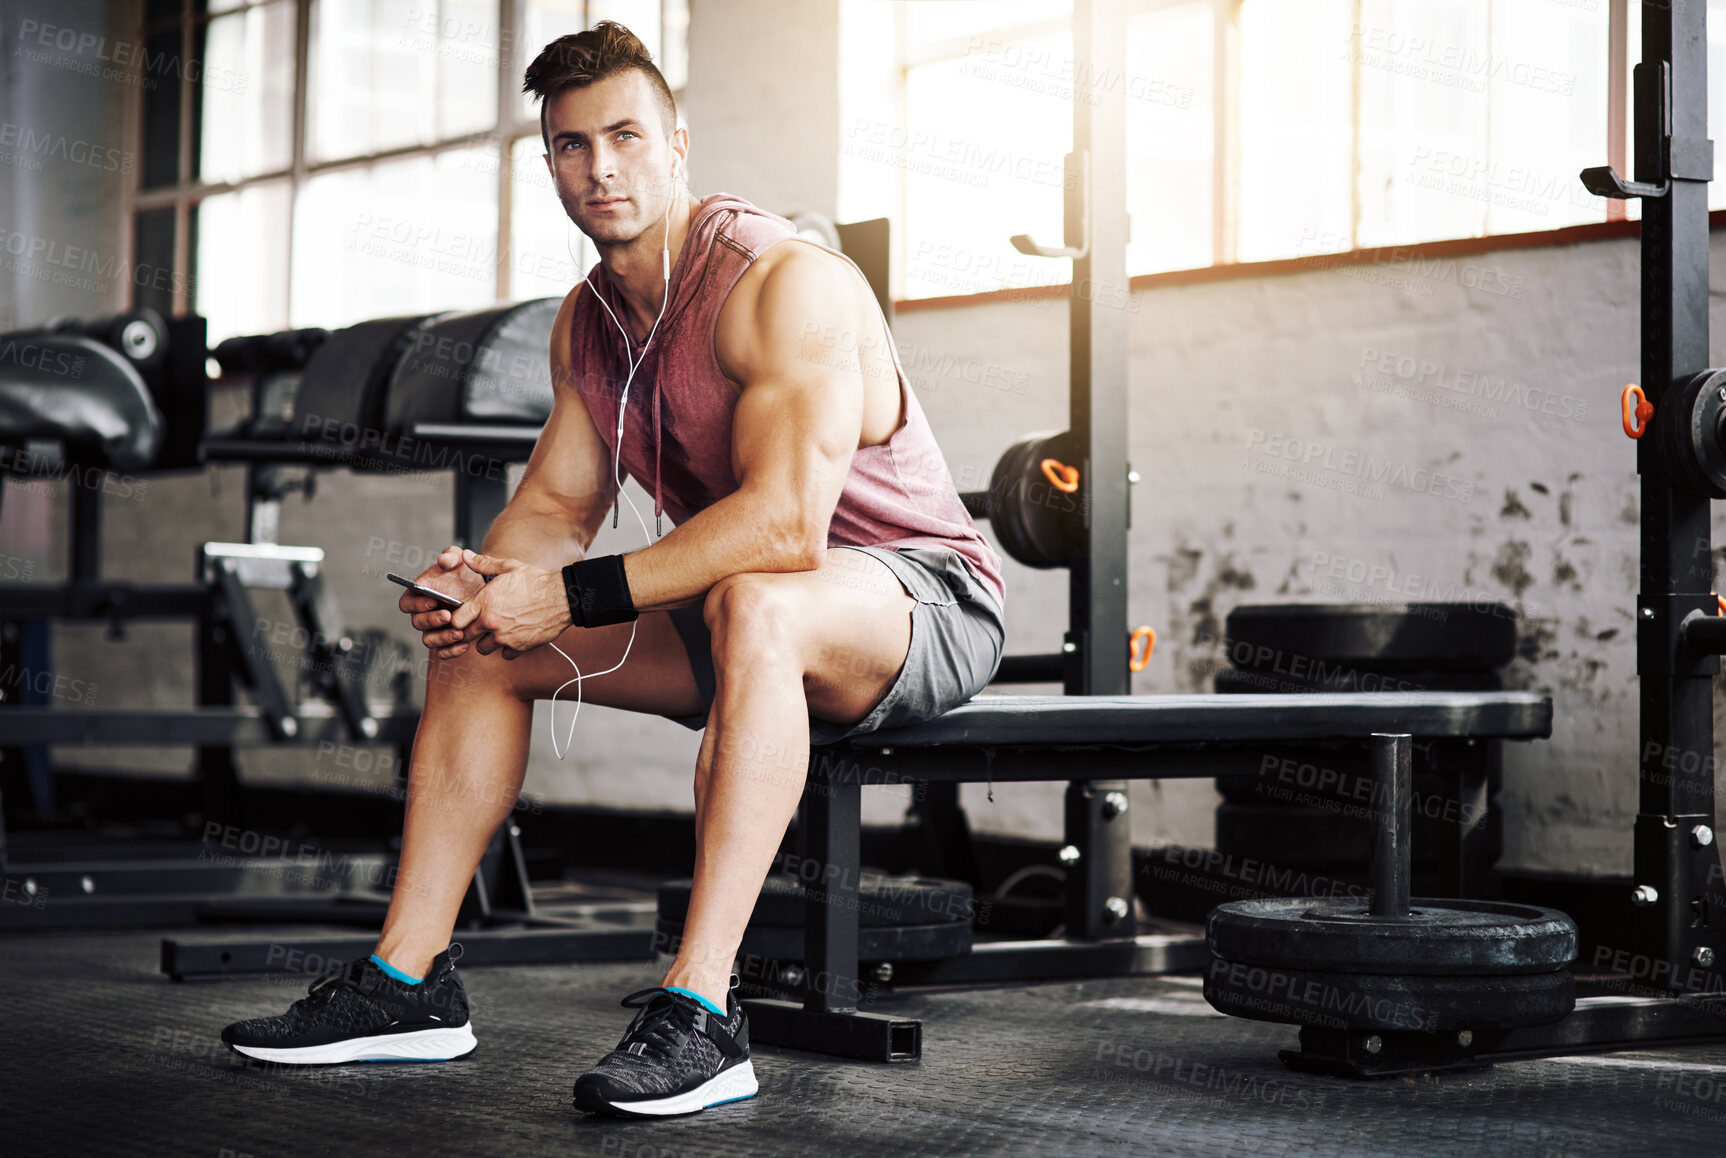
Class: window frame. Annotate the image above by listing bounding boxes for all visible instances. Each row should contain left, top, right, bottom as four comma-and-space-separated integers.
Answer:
893, 0, 1632, 294
127, 0, 688, 323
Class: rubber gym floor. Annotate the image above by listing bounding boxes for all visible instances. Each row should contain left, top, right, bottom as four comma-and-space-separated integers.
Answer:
5, 919, 1724, 1158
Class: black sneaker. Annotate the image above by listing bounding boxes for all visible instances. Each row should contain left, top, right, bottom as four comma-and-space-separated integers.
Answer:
220, 946, 476, 1064
572, 985, 757, 1117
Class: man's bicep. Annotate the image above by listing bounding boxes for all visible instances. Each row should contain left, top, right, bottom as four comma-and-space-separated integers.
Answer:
729, 253, 874, 552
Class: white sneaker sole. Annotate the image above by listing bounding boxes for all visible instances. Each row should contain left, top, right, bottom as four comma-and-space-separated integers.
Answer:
229, 1024, 477, 1065
596, 1060, 759, 1116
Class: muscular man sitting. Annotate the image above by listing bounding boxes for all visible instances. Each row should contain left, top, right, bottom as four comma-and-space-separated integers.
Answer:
221, 20, 1005, 1119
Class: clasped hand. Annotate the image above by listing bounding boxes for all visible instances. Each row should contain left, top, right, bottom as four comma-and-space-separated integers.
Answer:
400, 546, 570, 660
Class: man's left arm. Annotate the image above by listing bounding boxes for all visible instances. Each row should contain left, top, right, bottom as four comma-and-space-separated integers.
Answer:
621, 245, 877, 610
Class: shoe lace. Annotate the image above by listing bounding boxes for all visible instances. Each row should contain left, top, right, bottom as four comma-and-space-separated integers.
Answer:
615, 987, 704, 1062
298, 958, 367, 1008
281, 957, 394, 1025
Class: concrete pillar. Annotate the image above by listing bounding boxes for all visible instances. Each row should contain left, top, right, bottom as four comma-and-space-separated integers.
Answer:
0, 0, 129, 327
683, 0, 840, 219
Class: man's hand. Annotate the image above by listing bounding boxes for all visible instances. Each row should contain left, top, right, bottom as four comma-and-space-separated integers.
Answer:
399, 546, 490, 655
443, 549, 572, 660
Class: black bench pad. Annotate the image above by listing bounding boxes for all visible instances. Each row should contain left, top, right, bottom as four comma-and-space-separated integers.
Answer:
822, 691, 1550, 750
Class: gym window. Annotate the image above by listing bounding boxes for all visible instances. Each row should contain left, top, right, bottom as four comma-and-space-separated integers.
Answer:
130, 0, 690, 347
853, 0, 1726, 303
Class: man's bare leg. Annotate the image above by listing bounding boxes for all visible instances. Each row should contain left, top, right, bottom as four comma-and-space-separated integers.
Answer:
660, 551, 914, 1009
373, 610, 707, 979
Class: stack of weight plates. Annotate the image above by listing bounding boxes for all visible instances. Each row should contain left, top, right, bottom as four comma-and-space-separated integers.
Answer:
1203, 895, 1578, 1032
655, 872, 974, 966
1213, 603, 1517, 874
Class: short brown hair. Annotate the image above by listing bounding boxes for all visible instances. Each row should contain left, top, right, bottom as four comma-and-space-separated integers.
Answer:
523, 21, 678, 154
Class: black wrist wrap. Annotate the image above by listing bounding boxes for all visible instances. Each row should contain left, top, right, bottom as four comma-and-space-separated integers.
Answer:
562, 555, 638, 628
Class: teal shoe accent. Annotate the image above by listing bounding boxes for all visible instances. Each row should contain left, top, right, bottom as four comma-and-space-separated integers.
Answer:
666, 986, 726, 1017
369, 953, 424, 985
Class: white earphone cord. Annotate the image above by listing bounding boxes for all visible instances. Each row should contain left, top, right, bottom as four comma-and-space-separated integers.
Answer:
545, 177, 677, 760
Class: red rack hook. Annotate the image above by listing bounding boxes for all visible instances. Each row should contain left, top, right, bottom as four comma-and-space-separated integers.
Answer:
1622, 384, 1653, 439
1129, 626, 1155, 672
1041, 458, 1080, 493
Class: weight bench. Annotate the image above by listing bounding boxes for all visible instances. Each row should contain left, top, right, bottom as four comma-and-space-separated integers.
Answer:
741, 689, 1551, 1062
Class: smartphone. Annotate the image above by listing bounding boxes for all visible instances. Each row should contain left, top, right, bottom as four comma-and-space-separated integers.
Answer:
387, 572, 464, 610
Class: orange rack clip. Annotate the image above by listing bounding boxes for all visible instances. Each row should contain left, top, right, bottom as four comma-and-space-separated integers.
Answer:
1622, 384, 1653, 439
1041, 458, 1080, 493
1129, 626, 1155, 672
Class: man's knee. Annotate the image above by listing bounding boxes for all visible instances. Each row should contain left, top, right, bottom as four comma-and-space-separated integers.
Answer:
425, 643, 516, 700
703, 574, 796, 654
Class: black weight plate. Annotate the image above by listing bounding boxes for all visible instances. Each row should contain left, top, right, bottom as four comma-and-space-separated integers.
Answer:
1208, 896, 1576, 975
986, 431, 1086, 570
1224, 603, 1517, 673
1211, 666, 1503, 696
1019, 431, 1087, 568
655, 918, 972, 963
1659, 368, 1726, 500
1203, 959, 1575, 1031
1214, 803, 1372, 866
656, 873, 973, 928
988, 436, 1044, 568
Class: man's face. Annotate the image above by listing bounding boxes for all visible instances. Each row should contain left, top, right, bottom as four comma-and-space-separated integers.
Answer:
543, 70, 682, 247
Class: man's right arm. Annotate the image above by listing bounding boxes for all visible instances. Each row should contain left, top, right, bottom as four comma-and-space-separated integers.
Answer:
476, 287, 617, 572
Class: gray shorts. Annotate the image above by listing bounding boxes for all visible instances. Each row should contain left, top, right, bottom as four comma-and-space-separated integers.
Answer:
662, 545, 1005, 746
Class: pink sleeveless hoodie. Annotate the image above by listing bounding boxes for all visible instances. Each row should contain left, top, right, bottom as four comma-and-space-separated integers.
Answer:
568, 193, 1006, 608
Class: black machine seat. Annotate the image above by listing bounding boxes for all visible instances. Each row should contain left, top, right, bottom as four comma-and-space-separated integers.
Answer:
824, 690, 1550, 763
0, 334, 163, 472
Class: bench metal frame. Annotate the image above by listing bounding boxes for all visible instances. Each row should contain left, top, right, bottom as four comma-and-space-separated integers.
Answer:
740, 692, 1551, 1061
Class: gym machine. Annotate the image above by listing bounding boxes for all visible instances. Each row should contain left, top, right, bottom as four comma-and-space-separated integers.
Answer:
1196, 0, 1726, 1076
0, 300, 667, 957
